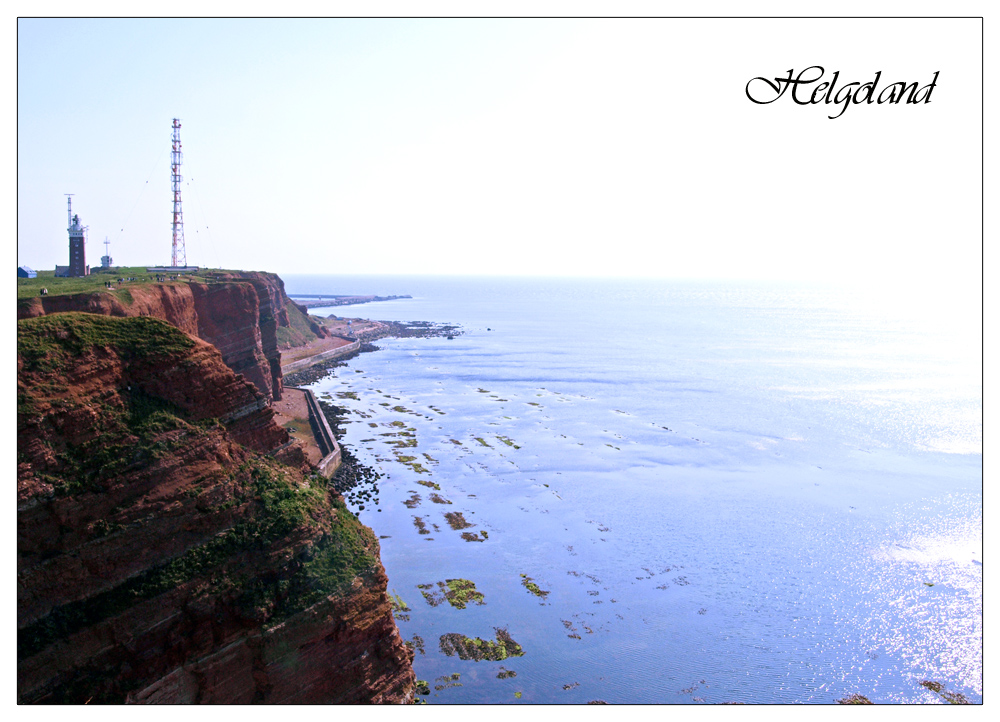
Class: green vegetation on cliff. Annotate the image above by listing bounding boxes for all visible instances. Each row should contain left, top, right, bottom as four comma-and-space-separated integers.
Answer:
18, 268, 331, 353
15, 267, 242, 301
18, 313, 195, 373
17, 458, 373, 661
266, 500, 379, 619
228, 472, 381, 627
276, 297, 326, 348
18, 313, 381, 659
18, 315, 204, 496
17, 267, 161, 300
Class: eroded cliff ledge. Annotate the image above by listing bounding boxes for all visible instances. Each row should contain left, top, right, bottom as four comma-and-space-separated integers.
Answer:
17, 271, 328, 403
17, 314, 414, 704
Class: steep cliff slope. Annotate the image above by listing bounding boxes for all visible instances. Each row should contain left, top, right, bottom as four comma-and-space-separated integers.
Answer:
17, 314, 414, 704
17, 271, 328, 402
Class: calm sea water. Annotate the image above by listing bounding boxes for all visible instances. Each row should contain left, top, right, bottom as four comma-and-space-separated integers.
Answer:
282, 275, 982, 704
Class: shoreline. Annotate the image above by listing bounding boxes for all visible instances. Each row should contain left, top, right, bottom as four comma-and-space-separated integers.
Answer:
275, 311, 461, 483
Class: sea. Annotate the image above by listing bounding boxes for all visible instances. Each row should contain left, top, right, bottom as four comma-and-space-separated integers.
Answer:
281, 274, 982, 705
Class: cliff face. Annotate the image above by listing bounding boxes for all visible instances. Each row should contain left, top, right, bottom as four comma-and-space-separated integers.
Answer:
17, 314, 414, 704
16, 271, 322, 403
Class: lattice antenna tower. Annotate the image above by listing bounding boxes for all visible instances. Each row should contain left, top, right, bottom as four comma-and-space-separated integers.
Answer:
170, 118, 186, 267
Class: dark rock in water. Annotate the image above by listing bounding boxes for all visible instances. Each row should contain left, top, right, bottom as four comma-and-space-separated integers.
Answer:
836, 694, 873, 704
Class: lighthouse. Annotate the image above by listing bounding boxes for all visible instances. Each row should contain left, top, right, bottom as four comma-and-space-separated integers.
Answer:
66, 195, 89, 277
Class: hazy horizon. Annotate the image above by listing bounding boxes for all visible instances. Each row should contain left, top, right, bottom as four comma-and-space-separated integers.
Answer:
17, 18, 981, 295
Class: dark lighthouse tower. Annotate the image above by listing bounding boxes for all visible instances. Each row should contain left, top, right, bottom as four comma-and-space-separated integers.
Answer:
66, 194, 89, 277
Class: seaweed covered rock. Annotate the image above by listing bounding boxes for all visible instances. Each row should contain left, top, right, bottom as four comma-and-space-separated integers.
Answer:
438, 628, 524, 662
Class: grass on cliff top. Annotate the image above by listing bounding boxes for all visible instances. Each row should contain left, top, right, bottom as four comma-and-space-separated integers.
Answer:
16, 267, 247, 300
18, 313, 196, 373
19, 266, 327, 350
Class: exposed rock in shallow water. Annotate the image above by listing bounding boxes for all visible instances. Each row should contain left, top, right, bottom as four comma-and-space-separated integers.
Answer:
438, 627, 524, 661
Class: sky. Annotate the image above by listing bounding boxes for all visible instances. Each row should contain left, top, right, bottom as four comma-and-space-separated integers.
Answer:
16, 14, 983, 295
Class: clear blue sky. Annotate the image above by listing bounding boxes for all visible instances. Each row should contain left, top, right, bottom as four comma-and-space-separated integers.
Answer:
17, 17, 982, 292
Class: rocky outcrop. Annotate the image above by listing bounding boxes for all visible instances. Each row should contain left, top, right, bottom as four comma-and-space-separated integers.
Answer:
127, 564, 414, 704
16, 272, 323, 403
17, 313, 414, 704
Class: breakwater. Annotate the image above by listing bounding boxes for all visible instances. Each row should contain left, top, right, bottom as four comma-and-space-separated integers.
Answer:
289, 294, 412, 309
282, 339, 361, 375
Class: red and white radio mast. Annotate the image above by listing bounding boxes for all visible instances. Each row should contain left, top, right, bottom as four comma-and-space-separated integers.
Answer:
170, 118, 186, 267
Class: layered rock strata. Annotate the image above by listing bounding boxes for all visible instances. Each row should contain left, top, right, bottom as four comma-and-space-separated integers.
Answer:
17, 313, 414, 704
16, 271, 324, 403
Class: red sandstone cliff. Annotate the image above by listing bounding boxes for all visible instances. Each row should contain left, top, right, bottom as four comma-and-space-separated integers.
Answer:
17, 314, 414, 704
16, 271, 327, 403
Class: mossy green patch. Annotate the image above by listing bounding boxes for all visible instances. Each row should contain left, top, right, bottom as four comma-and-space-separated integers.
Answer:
438, 628, 524, 662
22, 378, 209, 498
390, 590, 411, 621
520, 574, 550, 600
276, 295, 327, 348
474, 437, 492, 448
19, 460, 340, 660
419, 579, 485, 609
384, 434, 418, 449
260, 499, 378, 624
18, 313, 195, 374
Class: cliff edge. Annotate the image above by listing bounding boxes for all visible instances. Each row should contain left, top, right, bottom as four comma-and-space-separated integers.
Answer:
17, 271, 329, 403
17, 313, 414, 703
